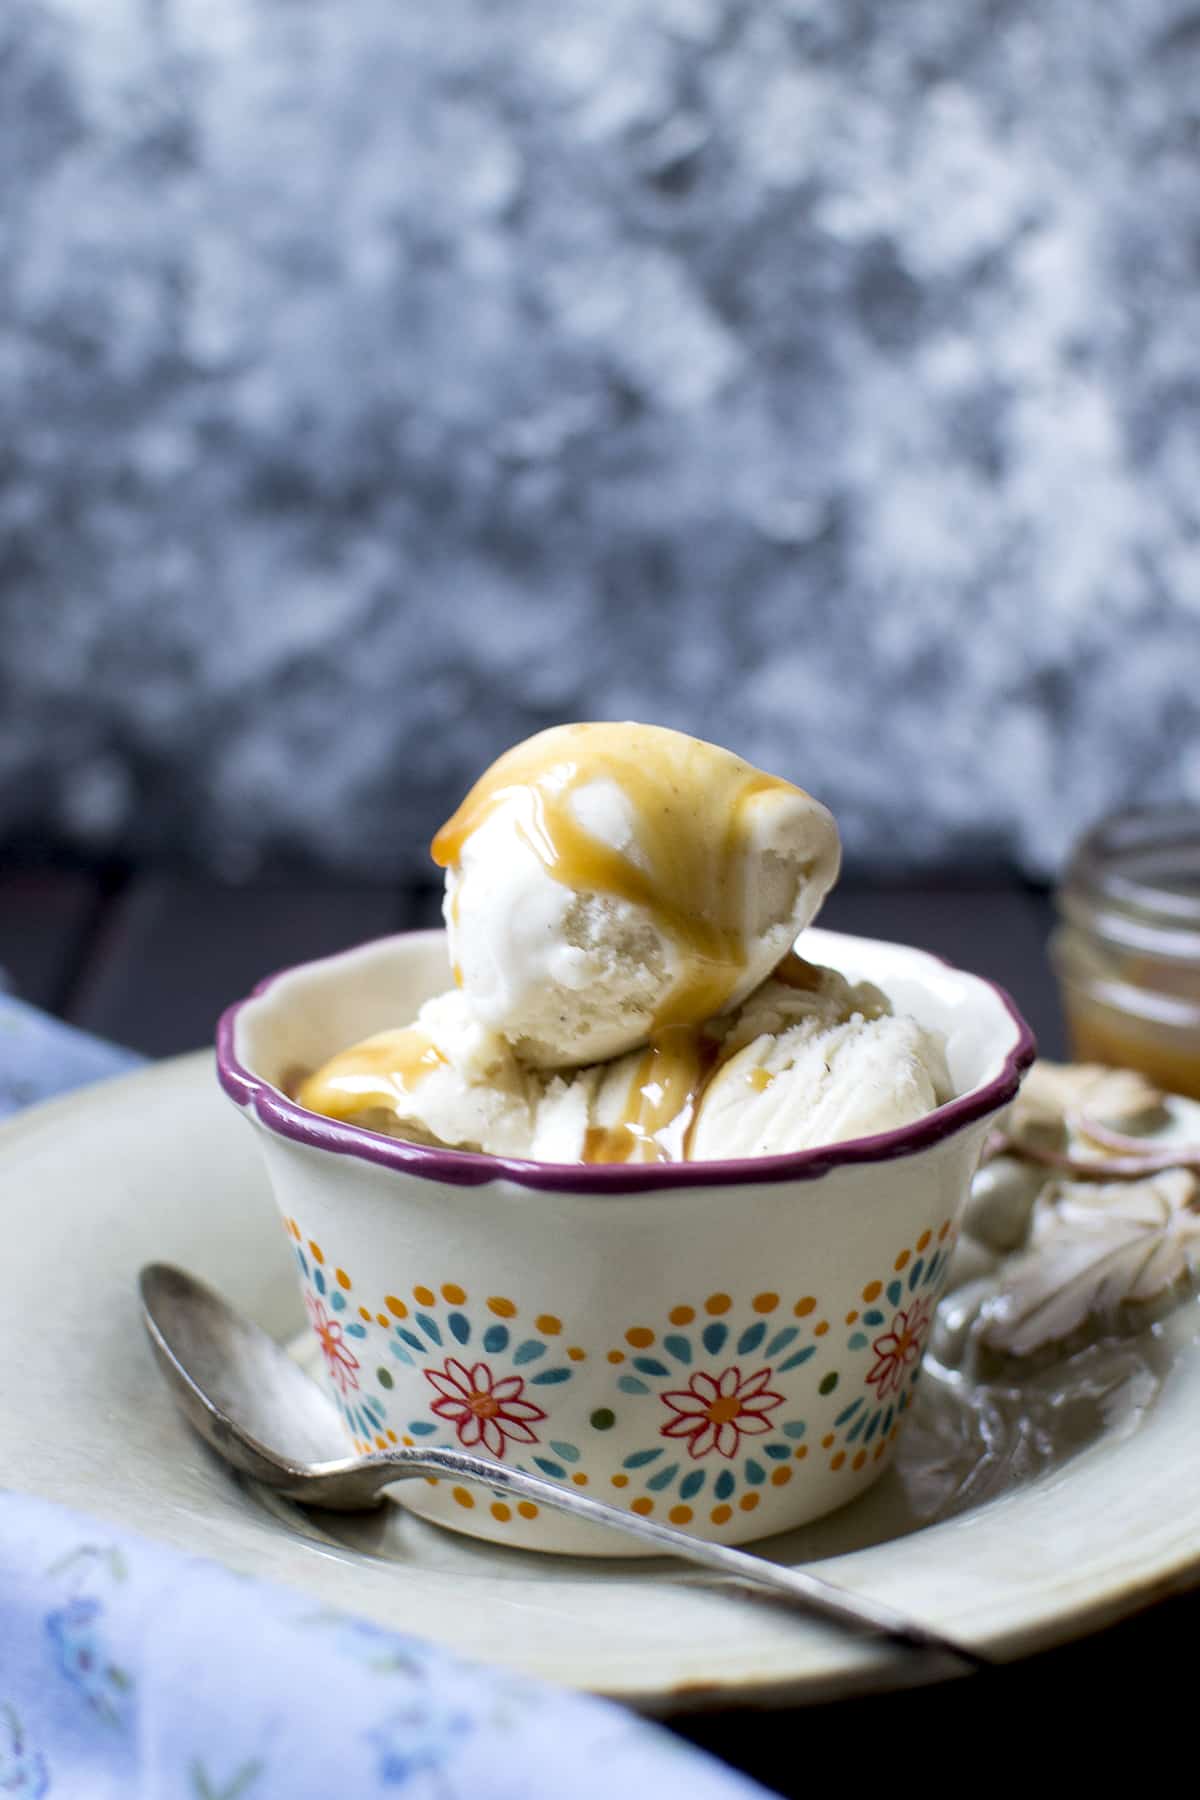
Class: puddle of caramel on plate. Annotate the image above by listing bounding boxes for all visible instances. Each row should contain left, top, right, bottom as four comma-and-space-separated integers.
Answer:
432, 723, 806, 1031
297, 1029, 448, 1124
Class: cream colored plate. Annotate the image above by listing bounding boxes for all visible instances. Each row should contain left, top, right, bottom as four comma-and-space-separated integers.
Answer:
4, 1054, 1199, 1712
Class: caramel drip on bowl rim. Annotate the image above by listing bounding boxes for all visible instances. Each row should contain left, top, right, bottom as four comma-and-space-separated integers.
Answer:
297, 1029, 448, 1125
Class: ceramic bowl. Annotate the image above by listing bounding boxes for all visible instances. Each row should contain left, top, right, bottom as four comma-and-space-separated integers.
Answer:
217, 926, 1034, 1555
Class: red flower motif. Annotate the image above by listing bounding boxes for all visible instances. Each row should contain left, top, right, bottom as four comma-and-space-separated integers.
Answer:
306, 1291, 360, 1396
659, 1366, 784, 1460
866, 1297, 934, 1399
424, 1357, 548, 1459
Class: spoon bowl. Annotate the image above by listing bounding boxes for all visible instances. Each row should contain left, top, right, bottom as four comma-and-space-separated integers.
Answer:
139, 1262, 986, 1671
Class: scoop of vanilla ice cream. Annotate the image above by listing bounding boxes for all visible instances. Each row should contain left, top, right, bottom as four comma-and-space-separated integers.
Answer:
296, 990, 539, 1157
435, 723, 841, 1069
716, 959, 891, 1054
529, 1035, 707, 1163
299, 964, 950, 1164
689, 996, 951, 1162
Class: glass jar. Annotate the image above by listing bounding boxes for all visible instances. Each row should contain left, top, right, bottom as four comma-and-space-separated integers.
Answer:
1051, 807, 1200, 1099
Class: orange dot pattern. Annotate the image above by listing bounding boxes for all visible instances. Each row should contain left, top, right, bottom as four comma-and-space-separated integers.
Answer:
822, 1220, 956, 1474
594, 1286, 842, 1528
295, 1258, 961, 1531
283, 1260, 605, 1531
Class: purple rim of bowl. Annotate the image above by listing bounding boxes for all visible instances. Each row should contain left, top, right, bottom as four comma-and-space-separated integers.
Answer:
216, 933, 1036, 1195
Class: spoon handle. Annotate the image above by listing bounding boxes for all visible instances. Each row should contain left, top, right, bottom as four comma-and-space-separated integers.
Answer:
312, 1445, 984, 1670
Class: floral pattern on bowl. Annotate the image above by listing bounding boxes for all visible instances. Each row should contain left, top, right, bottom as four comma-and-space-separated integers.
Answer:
284, 1212, 956, 1539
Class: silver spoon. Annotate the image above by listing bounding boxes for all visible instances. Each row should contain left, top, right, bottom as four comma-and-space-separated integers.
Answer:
139, 1262, 985, 1671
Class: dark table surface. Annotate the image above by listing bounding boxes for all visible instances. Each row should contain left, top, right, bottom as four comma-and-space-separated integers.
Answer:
1, 865, 1193, 1791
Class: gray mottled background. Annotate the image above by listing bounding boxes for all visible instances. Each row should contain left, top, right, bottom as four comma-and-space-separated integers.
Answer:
2, 0, 1199, 878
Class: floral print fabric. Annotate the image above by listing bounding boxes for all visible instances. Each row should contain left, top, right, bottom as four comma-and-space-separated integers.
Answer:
0, 994, 142, 1122
0, 1492, 768, 1800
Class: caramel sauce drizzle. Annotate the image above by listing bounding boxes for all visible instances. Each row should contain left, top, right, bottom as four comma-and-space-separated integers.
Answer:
582, 1024, 721, 1164
299, 727, 827, 1160
297, 1029, 448, 1125
449, 883, 464, 988
770, 951, 824, 991
432, 722, 806, 1032
299, 986, 789, 1159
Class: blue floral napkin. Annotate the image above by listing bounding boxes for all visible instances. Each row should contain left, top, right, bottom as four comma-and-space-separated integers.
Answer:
0, 993, 142, 1121
0, 994, 770, 1800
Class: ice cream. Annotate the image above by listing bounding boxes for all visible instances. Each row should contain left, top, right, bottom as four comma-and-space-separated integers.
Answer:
431, 722, 841, 1068
297, 954, 950, 1163
296, 724, 951, 1164
298, 992, 539, 1159
687, 960, 950, 1161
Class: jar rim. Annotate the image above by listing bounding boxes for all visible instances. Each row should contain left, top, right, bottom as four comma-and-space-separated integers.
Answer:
1062, 805, 1200, 932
